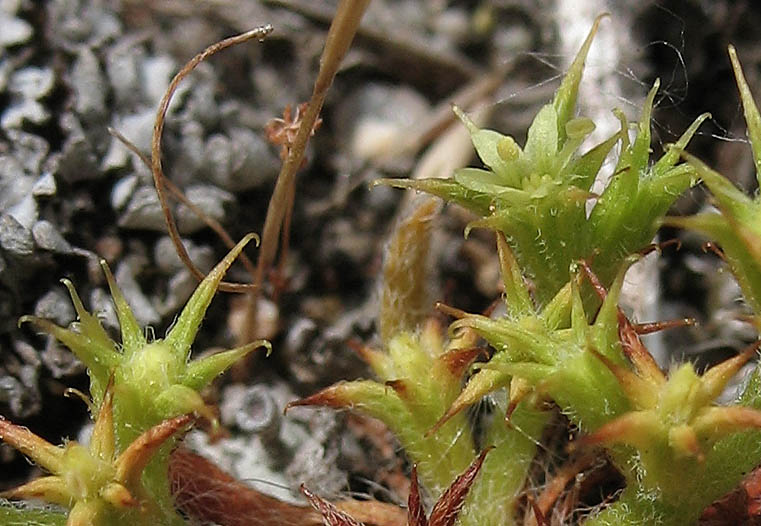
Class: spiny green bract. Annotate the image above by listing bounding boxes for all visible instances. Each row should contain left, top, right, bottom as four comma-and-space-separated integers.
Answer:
5, 233, 269, 526
381, 15, 707, 307
20, 233, 269, 446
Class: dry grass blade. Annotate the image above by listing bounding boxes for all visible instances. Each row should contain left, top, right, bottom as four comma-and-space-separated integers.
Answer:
246, 0, 370, 341
151, 25, 273, 293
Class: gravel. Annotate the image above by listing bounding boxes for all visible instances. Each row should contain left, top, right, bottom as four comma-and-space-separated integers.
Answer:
1, 0, 759, 513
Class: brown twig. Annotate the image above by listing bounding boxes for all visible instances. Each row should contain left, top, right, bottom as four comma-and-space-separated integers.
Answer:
245, 0, 370, 342
151, 25, 273, 293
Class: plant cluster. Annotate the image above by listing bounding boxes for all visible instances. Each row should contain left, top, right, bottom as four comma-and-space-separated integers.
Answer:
3, 12, 761, 526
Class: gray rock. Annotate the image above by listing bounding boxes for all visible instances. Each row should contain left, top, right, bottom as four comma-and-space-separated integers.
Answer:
0, 154, 25, 180
34, 288, 76, 326
203, 127, 280, 192
181, 68, 219, 128
8, 193, 37, 229
114, 260, 160, 326
47, 0, 121, 50
334, 83, 430, 163
41, 336, 85, 377
170, 121, 205, 183
155, 269, 197, 317
32, 173, 57, 197
50, 113, 99, 181
0, 371, 40, 419
118, 185, 165, 231
141, 55, 178, 109
7, 129, 50, 174
32, 220, 73, 254
71, 47, 107, 121
0, 214, 34, 257
13, 339, 41, 368
89, 287, 119, 333
105, 39, 143, 106
153, 235, 213, 274
176, 185, 234, 234
0, 58, 12, 93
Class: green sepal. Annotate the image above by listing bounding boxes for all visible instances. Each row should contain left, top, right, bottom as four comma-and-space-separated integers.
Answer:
18, 315, 117, 400
375, 177, 493, 217
729, 44, 761, 185
181, 340, 271, 391
100, 261, 146, 355
552, 13, 607, 145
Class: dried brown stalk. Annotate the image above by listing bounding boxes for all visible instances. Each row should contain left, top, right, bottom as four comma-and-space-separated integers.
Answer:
245, 0, 370, 342
151, 24, 273, 293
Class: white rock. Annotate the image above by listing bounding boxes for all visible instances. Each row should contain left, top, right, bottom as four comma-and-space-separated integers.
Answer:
0, 13, 32, 48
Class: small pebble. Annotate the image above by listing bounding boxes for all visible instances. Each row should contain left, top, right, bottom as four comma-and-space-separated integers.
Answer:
34, 288, 76, 326
203, 128, 280, 192
32, 220, 73, 254
8, 193, 37, 229
176, 185, 234, 234
1, 99, 49, 128
0, 13, 32, 48
0, 214, 34, 257
89, 287, 119, 332
41, 336, 85, 377
51, 113, 99, 181
334, 83, 430, 162
102, 110, 155, 171
114, 260, 160, 326
7, 130, 49, 175
71, 47, 107, 121
153, 235, 213, 274
105, 40, 143, 106
141, 55, 179, 109
118, 185, 165, 231
110, 174, 138, 210
8, 67, 55, 100
32, 173, 57, 197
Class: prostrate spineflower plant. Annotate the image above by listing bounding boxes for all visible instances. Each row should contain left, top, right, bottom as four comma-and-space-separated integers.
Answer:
382, 15, 708, 307
1, 234, 270, 526
300, 15, 761, 526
